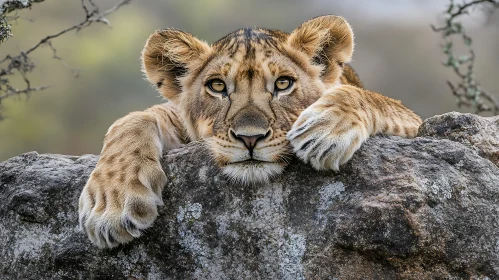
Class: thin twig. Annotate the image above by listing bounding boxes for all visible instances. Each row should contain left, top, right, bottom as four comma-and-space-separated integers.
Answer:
47, 41, 80, 78
25, 0, 131, 54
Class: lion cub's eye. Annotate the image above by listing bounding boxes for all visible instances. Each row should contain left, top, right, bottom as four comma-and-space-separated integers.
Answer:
207, 79, 227, 94
274, 76, 294, 91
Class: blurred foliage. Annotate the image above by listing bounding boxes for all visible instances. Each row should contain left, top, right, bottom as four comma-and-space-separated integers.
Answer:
0, 0, 45, 43
1, 16, 11, 43
433, 0, 499, 115
0, 0, 498, 161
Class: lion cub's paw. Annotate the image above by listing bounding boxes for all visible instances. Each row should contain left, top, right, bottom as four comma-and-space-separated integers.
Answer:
287, 107, 369, 171
78, 159, 166, 248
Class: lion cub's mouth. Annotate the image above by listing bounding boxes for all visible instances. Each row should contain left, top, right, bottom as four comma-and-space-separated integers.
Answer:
229, 159, 267, 165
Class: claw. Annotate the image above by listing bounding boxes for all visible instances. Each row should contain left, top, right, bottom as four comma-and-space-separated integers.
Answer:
122, 216, 142, 238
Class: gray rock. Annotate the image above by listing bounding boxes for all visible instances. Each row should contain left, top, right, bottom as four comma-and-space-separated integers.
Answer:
1, 112, 498, 279
419, 112, 499, 167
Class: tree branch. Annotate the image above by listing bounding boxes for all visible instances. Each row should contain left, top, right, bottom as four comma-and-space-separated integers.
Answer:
432, 0, 499, 115
0, 0, 132, 120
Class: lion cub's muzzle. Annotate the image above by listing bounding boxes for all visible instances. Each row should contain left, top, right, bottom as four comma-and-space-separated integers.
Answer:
229, 109, 272, 159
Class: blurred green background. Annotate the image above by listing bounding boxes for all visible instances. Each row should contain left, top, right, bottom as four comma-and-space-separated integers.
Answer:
0, 0, 498, 160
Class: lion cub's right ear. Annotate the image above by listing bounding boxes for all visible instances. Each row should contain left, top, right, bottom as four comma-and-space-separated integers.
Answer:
141, 29, 211, 101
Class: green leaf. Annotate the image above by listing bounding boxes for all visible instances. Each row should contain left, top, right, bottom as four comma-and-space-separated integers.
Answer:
458, 55, 469, 63
444, 56, 454, 67
443, 41, 453, 53
463, 36, 472, 46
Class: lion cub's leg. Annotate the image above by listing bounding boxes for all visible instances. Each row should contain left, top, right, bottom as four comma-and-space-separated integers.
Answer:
78, 103, 185, 248
287, 85, 422, 171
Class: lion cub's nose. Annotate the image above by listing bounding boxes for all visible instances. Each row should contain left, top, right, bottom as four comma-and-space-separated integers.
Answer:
235, 134, 265, 150
231, 130, 270, 156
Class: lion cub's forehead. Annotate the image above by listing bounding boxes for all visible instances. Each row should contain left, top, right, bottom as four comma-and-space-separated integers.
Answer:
204, 28, 293, 79
213, 27, 288, 57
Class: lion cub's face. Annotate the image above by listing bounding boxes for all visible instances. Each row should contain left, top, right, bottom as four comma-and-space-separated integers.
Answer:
142, 16, 354, 184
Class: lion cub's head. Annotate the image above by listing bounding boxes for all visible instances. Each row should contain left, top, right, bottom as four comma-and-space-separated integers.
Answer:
142, 15, 354, 184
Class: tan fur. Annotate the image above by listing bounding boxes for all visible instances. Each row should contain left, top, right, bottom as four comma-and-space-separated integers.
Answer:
341, 64, 364, 88
287, 85, 421, 171
79, 15, 422, 248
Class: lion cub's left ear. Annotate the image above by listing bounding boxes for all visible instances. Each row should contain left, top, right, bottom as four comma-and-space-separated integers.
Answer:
288, 15, 354, 84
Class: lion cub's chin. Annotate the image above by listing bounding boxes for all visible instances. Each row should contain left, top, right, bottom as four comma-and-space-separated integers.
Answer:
221, 161, 286, 185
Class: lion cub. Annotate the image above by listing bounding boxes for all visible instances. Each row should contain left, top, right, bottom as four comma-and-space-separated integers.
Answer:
79, 15, 422, 248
